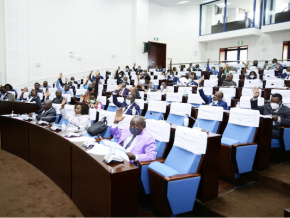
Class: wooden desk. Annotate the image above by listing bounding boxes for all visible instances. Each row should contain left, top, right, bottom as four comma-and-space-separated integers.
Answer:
1, 116, 138, 217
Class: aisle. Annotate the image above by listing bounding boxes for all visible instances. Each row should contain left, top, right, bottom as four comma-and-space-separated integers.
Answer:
0, 149, 83, 217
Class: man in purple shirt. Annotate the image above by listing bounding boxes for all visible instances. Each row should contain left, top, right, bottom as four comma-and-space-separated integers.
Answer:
109, 108, 157, 162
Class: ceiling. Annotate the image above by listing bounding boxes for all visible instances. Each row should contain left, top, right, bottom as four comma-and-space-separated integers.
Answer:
149, 0, 209, 7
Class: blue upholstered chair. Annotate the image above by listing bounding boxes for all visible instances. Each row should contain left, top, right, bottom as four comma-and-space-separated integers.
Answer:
166, 102, 192, 126
138, 120, 171, 195
106, 105, 118, 112
147, 126, 207, 216
271, 127, 290, 151
144, 100, 166, 120
219, 108, 260, 180
192, 105, 224, 133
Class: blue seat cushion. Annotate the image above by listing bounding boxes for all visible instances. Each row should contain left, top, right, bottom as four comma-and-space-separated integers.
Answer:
221, 137, 240, 146
271, 139, 281, 149
149, 161, 180, 177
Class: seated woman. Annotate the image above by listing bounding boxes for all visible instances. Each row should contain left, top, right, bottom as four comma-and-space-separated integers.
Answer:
80, 92, 102, 109
247, 71, 258, 80
60, 98, 91, 133
20, 88, 42, 108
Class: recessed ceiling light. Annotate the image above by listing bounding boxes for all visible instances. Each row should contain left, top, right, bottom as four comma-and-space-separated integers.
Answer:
177, 1, 189, 4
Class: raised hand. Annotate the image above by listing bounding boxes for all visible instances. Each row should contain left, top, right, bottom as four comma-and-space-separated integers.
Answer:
80, 94, 84, 102
90, 70, 93, 75
253, 86, 259, 98
115, 85, 122, 93
46, 90, 51, 98
65, 77, 68, 83
207, 59, 210, 63
86, 76, 89, 81
246, 61, 249, 66
223, 64, 228, 69
59, 73, 63, 79
96, 70, 100, 76
114, 107, 125, 123
61, 97, 67, 106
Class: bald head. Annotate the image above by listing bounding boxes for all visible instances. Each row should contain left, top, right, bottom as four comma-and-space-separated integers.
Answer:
43, 100, 52, 110
130, 116, 146, 134
226, 74, 233, 82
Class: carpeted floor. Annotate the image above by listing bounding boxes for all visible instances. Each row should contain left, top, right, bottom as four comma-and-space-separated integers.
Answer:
259, 162, 290, 185
0, 149, 83, 217
202, 182, 290, 217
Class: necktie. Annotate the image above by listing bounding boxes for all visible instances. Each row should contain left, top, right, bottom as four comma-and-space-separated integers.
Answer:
125, 135, 136, 150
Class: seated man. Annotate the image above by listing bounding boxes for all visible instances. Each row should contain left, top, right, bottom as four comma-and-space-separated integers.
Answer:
46, 90, 63, 104
113, 87, 140, 115
30, 99, 56, 123
117, 83, 129, 97
133, 63, 143, 73
70, 76, 79, 86
198, 77, 227, 110
41, 81, 51, 90
158, 82, 171, 94
186, 75, 198, 86
129, 87, 141, 99
270, 58, 283, 70
243, 60, 261, 74
156, 65, 164, 72
218, 64, 237, 87
167, 72, 180, 85
20, 89, 42, 108
193, 64, 202, 71
206, 59, 218, 75
110, 108, 157, 161
251, 87, 290, 139
282, 67, 290, 80
141, 75, 154, 91
56, 73, 73, 95
4, 84, 17, 99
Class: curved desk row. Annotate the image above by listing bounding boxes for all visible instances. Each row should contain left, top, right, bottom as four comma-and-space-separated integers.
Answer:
1, 116, 138, 217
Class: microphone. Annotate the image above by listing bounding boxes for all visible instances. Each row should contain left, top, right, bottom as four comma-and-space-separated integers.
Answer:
186, 114, 200, 130
149, 112, 164, 120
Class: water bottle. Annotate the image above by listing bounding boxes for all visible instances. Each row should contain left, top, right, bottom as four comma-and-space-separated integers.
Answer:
132, 107, 136, 115
32, 112, 36, 123
61, 123, 66, 132
184, 116, 189, 127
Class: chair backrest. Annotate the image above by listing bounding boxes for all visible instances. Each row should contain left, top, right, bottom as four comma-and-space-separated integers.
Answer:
106, 85, 118, 92
178, 87, 192, 95
166, 93, 183, 103
167, 102, 192, 126
239, 96, 264, 109
98, 110, 115, 126
164, 126, 207, 174
222, 108, 260, 146
147, 92, 162, 101
62, 94, 72, 102
265, 79, 285, 88
107, 79, 117, 85
243, 79, 261, 88
97, 96, 107, 109
242, 87, 261, 97
89, 108, 97, 121
193, 105, 224, 133
204, 79, 218, 87
219, 87, 236, 97
75, 89, 87, 96
187, 93, 205, 105
146, 119, 171, 158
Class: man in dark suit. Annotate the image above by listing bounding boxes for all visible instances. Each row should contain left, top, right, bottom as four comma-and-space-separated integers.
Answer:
198, 76, 228, 110
251, 87, 290, 139
30, 99, 57, 123
113, 88, 140, 115
117, 83, 129, 98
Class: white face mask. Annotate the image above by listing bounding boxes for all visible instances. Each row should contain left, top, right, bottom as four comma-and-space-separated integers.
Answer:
126, 99, 131, 105
161, 85, 164, 90
188, 79, 192, 83
249, 75, 255, 79
287, 72, 290, 75
212, 100, 218, 104
90, 100, 95, 104
270, 102, 279, 110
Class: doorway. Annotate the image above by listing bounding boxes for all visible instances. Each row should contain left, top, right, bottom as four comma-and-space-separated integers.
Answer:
147, 42, 166, 69
219, 46, 248, 64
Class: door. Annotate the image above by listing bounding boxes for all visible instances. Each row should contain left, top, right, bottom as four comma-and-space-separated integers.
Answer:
148, 42, 166, 69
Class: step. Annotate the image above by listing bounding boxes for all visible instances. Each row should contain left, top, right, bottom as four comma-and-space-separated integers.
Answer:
196, 182, 290, 217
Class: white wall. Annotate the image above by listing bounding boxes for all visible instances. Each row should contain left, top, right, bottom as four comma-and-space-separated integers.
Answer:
4, 0, 135, 87
0, 0, 6, 84
205, 30, 290, 62
148, 3, 207, 66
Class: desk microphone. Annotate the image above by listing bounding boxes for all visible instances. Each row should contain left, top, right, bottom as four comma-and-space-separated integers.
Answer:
186, 114, 200, 130
149, 112, 164, 120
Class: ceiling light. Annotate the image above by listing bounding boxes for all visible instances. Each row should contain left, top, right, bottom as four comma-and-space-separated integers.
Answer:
177, 1, 189, 4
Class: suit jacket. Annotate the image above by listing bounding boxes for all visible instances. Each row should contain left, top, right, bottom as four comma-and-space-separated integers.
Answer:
112, 94, 140, 115
36, 107, 57, 123
171, 76, 180, 85
199, 88, 228, 110
251, 100, 290, 138
117, 88, 129, 97
109, 126, 157, 162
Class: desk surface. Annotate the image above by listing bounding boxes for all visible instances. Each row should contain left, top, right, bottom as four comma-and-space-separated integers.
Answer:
1, 116, 139, 217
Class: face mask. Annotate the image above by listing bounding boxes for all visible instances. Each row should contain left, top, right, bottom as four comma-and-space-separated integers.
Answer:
128, 91, 131, 95
287, 72, 290, 75
161, 85, 164, 90
130, 127, 140, 135
188, 79, 192, 83
88, 87, 93, 91
90, 100, 95, 104
270, 103, 279, 110
126, 99, 131, 105
212, 100, 218, 104
249, 75, 255, 79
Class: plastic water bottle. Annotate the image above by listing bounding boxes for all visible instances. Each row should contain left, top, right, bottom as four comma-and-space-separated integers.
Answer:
61, 124, 66, 132
32, 112, 36, 123
184, 116, 189, 127
132, 107, 136, 115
